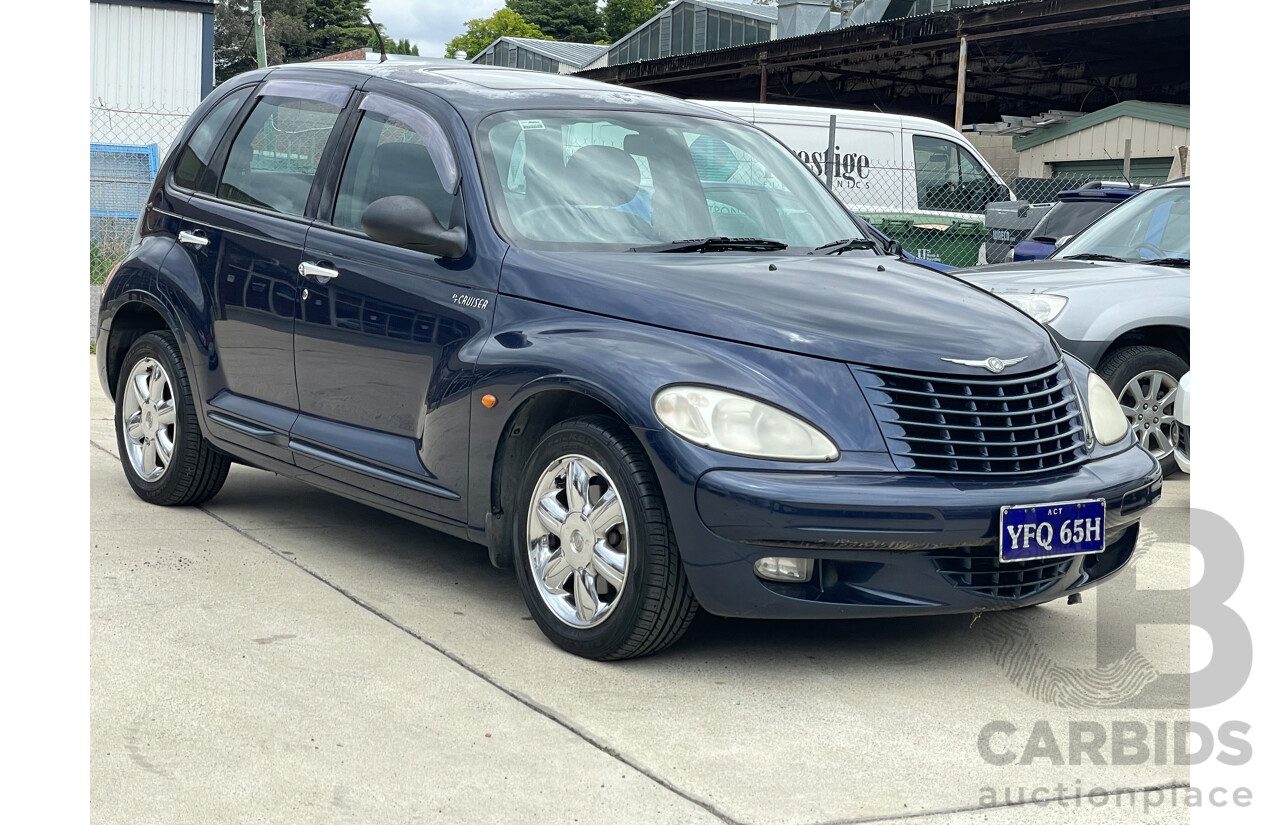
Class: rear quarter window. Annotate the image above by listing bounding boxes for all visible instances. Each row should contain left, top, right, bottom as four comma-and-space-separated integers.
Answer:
171, 87, 253, 191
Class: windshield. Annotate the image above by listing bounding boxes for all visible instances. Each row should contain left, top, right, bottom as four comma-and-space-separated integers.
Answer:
1052, 185, 1190, 263
474, 109, 868, 252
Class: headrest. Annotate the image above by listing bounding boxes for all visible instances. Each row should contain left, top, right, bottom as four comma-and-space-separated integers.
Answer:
562, 145, 641, 208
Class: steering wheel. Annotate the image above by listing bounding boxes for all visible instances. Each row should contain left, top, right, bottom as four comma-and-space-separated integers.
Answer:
1133, 242, 1165, 259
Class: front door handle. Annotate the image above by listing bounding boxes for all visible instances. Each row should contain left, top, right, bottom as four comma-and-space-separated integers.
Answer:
178, 229, 209, 248
298, 261, 340, 284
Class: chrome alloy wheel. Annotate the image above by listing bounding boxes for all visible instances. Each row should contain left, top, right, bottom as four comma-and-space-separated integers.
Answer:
1117, 369, 1178, 460
121, 356, 177, 482
525, 454, 629, 629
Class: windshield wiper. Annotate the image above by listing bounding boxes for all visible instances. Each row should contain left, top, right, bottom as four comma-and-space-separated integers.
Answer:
810, 238, 880, 255
1143, 257, 1190, 267
634, 237, 789, 253
1060, 253, 1128, 262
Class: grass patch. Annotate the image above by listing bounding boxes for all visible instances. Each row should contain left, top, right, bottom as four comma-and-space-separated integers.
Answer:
90, 240, 127, 285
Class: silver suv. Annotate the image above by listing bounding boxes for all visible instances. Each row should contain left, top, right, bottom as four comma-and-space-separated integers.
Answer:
954, 179, 1190, 472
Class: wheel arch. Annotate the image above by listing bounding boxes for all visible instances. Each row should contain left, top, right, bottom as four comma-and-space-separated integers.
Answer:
103, 298, 178, 402
483, 385, 632, 569
1099, 324, 1190, 368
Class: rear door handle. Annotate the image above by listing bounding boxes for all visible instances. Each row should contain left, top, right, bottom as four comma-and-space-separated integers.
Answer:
298, 261, 340, 284
178, 229, 209, 248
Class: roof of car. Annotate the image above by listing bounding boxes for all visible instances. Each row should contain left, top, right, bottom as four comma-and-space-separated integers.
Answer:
251, 60, 727, 124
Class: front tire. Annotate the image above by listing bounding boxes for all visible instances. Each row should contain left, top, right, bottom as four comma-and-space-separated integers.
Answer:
1098, 345, 1188, 474
115, 331, 230, 506
513, 415, 698, 660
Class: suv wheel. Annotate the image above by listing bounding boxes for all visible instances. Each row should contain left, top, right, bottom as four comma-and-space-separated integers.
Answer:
1097, 345, 1189, 474
513, 415, 698, 660
115, 331, 230, 505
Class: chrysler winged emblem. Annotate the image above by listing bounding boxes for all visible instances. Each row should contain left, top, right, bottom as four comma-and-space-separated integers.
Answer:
940, 355, 1029, 374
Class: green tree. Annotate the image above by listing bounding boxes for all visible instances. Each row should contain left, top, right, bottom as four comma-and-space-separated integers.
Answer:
214, 0, 309, 83
304, 0, 374, 57
445, 9, 550, 60
602, 0, 662, 42
215, 1, 419, 81
506, 0, 604, 43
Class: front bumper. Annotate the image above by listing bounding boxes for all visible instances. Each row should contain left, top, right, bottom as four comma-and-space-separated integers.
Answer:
643, 432, 1162, 618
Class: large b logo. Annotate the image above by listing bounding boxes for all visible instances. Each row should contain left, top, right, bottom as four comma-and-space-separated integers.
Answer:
984, 509, 1251, 709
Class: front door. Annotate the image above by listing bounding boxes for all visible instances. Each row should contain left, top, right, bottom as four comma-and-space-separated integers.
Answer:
292, 91, 493, 526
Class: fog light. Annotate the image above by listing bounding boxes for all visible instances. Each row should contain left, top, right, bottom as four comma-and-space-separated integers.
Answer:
753, 557, 814, 582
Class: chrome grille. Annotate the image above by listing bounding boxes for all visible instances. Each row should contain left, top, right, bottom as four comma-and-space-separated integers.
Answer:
932, 547, 1074, 600
855, 362, 1088, 476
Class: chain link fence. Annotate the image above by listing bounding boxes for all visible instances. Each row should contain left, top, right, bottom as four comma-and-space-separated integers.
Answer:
90, 104, 191, 284
817, 169, 1177, 268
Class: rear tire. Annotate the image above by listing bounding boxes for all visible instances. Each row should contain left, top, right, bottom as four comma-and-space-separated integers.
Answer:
115, 331, 230, 506
1097, 345, 1188, 475
513, 415, 698, 660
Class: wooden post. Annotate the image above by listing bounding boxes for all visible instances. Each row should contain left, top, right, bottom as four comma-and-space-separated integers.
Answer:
954, 35, 968, 132
253, 1, 267, 69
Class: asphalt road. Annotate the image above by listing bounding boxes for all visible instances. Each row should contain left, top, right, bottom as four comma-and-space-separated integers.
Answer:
90, 357, 1193, 824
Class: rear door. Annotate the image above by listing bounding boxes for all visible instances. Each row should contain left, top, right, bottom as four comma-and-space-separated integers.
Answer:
178, 79, 351, 463
292, 88, 493, 526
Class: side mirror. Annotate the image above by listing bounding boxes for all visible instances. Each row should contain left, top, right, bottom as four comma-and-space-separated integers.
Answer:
887, 240, 905, 257
361, 195, 466, 259
1055, 235, 1073, 248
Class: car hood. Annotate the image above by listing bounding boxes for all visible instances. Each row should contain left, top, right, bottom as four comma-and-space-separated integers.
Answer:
498, 249, 1059, 374
955, 258, 1189, 291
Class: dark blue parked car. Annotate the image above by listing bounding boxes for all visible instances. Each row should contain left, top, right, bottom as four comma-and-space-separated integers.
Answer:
97, 62, 1160, 659
1012, 182, 1144, 261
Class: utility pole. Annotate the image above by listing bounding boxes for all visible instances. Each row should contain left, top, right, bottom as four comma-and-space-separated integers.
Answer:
253, 1, 267, 69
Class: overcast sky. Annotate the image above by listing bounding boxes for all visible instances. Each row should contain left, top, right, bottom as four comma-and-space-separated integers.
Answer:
369, 0, 509, 60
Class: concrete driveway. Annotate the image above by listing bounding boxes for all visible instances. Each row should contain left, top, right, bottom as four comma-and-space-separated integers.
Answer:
90, 357, 1192, 824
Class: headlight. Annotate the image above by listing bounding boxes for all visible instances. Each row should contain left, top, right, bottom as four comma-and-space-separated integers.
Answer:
1086, 372, 1130, 446
995, 292, 1068, 324
654, 386, 838, 461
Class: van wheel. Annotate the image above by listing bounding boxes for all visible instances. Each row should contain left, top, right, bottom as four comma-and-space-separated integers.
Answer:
513, 415, 698, 660
115, 331, 230, 506
1097, 345, 1188, 474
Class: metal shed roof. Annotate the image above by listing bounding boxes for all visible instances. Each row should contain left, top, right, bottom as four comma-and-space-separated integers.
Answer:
474, 37, 609, 69
1012, 101, 1191, 151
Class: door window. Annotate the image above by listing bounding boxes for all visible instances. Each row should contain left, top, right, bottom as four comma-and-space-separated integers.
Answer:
217, 90, 344, 217
912, 135, 1002, 213
332, 97, 460, 234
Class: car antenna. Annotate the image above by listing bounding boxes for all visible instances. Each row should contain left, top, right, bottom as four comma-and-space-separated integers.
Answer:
366, 12, 388, 64
1101, 147, 1133, 188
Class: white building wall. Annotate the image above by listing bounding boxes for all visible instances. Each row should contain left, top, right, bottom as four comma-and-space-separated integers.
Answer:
90, 3, 206, 151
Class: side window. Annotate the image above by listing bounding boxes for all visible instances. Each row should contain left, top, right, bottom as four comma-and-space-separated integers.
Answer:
913, 135, 960, 211
172, 87, 253, 191
217, 94, 342, 216
913, 135, 1001, 213
332, 102, 459, 234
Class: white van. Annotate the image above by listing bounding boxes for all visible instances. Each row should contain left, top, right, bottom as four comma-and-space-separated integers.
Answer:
694, 100, 1012, 223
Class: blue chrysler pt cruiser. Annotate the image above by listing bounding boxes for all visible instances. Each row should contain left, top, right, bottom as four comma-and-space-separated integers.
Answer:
96, 62, 1161, 659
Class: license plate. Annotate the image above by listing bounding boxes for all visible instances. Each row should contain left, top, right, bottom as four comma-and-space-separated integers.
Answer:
999, 499, 1105, 562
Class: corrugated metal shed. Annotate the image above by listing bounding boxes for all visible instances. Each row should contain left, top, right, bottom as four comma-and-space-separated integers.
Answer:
1012, 101, 1190, 180
90, 0, 213, 150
